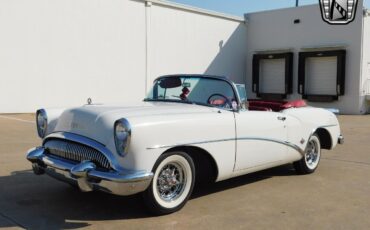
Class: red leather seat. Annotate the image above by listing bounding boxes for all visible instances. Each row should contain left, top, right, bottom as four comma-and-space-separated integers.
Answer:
248, 99, 307, 112
249, 106, 272, 111
281, 100, 306, 109
248, 100, 283, 112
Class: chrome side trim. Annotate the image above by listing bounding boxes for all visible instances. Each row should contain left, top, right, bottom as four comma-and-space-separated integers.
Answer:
237, 137, 305, 155
147, 125, 339, 154
147, 138, 235, 150
147, 137, 305, 155
43, 132, 124, 172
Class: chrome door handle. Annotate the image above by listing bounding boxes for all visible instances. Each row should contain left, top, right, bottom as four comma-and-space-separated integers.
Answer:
277, 116, 286, 121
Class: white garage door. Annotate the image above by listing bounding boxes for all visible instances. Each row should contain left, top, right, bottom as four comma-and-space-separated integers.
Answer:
305, 57, 337, 95
259, 59, 285, 94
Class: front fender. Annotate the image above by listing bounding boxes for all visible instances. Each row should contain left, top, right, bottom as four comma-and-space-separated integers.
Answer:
283, 107, 341, 161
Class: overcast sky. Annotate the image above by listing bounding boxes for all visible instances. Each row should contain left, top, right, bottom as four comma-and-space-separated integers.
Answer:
169, 0, 370, 17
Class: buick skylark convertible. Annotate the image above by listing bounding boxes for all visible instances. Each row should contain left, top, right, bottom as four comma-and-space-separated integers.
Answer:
27, 75, 343, 214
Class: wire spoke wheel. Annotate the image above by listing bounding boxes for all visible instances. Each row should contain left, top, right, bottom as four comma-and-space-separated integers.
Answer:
294, 134, 321, 174
305, 140, 319, 169
156, 162, 186, 202
143, 152, 195, 215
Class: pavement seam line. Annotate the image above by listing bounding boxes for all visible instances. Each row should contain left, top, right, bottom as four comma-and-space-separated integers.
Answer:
0, 115, 35, 124
322, 157, 370, 166
0, 211, 26, 229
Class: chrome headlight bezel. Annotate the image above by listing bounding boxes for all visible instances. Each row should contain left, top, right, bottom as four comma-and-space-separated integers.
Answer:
36, 109, 48, 138
114, 118, 131, 157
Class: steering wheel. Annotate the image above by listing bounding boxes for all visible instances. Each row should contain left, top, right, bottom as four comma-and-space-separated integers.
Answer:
207, 94, 232, 108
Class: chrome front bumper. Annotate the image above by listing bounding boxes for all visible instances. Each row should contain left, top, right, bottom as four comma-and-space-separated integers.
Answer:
27, 147, 153, 196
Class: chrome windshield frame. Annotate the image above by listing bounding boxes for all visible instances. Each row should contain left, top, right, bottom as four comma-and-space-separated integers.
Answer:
145, 75, 242, 111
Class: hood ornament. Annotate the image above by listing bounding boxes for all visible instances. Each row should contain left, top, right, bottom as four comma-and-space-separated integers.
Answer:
87, 98, 92, 105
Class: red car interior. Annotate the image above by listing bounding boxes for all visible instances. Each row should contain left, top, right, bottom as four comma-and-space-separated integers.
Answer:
248, 99, 307, 112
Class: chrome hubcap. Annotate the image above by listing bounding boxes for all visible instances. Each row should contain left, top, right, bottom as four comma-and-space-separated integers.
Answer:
156, 163, 185, 202
305, 140, 319, 167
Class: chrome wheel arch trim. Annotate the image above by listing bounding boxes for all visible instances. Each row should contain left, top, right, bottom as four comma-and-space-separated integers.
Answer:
307, 124, 339, 150
43, 132, 125, 172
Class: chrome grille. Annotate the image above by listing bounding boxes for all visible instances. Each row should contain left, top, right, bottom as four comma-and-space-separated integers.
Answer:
44, 139, 111, 169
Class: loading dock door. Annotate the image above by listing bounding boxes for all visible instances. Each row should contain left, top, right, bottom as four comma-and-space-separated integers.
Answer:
252, 52, 293, 100
366, 63, 370, 100
298, 50, 346, 102
305, 56, 337, 95
260, 59, 286, 94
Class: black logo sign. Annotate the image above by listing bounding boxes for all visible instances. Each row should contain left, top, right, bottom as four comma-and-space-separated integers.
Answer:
319, 0, 359, 24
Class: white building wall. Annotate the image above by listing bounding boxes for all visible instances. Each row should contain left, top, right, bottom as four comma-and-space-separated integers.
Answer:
245, 4, 365, 114
149, 3, 247, 84
0, 0, 147, 113
0, 0, 246, 113
361, 12, 370, 113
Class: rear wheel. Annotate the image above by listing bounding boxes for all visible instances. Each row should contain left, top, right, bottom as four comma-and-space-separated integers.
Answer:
143, 151, 195, 215
294, 134, 321, 174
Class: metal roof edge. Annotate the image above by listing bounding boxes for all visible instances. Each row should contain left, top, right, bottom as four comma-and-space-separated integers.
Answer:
254, 48, 294, 54
300, 44, 348, 51
132, 0, 245, 23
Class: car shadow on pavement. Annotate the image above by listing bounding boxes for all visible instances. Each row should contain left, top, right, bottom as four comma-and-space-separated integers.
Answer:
0, 165, 297, 229
192, 164, 297, 198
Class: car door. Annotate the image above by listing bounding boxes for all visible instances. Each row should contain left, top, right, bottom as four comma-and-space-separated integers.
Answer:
234, 110, 288, 171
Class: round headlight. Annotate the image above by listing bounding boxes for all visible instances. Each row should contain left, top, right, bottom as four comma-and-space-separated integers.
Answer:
36, 109, 48, 138
114, 118, 131, 156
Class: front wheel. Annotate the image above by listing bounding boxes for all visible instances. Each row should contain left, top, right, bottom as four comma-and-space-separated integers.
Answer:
293, 134, 321, 174
143, 151, 195, 215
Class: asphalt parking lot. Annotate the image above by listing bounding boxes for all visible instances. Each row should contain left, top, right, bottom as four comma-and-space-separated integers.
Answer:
0, 114, 369, 230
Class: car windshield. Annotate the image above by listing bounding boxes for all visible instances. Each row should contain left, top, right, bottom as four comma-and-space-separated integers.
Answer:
145, 76, 237, 109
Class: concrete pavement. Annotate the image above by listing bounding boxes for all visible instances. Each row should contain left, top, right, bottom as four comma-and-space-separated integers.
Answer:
0, 114, 369, 229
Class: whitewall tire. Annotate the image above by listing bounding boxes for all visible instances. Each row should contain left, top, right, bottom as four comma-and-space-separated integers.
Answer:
294, 134, 321, 174
143, 151, 195, 215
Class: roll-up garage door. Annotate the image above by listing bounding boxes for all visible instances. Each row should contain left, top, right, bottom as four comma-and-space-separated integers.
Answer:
298, 50, 346, 102
305, 56, 337, 95
252, 52, 293, 100
260, 59, 286, 94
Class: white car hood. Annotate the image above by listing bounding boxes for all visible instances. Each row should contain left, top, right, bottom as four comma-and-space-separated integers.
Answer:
53, 102, 215, 145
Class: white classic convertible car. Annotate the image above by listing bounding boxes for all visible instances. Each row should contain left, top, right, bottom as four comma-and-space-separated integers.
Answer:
27, 75, 343, 214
